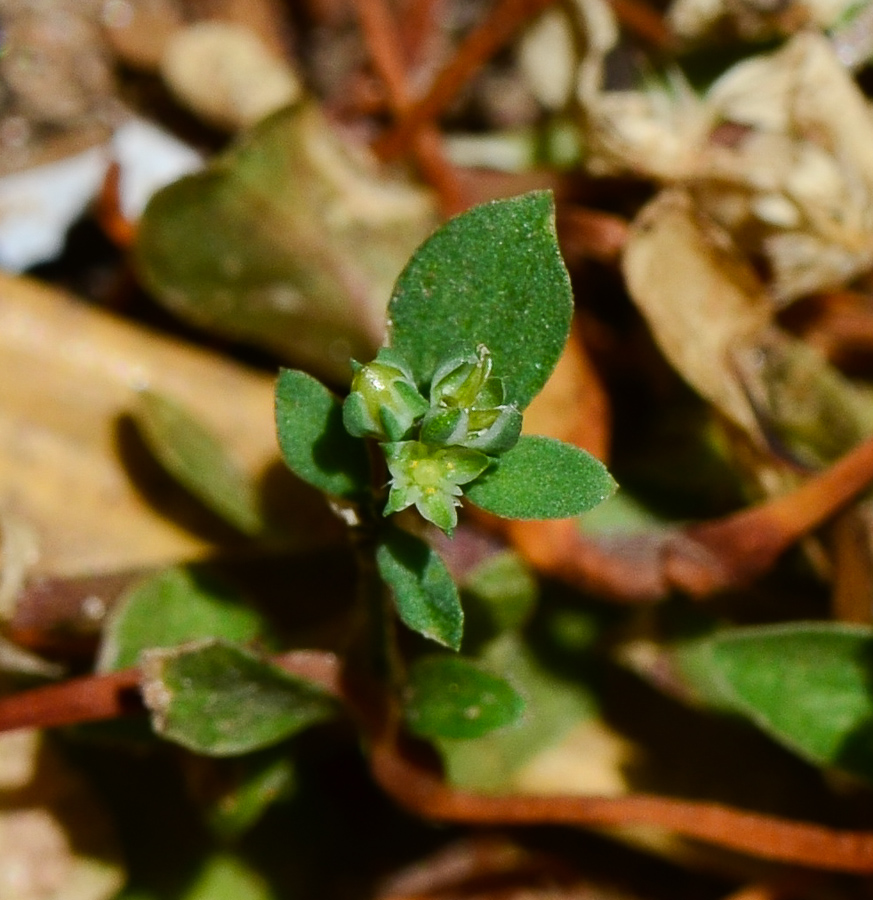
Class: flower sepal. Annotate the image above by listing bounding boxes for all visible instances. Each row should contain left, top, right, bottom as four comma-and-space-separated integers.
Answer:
342, 348, 428, 441
383, 441, 491, 534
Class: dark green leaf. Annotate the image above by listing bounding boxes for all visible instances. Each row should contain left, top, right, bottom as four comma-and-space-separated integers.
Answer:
466, 435, 617, 519
133, 390, 266, 535
404, 654, 524, 739
98, 566, 267, 672
675, 623, 873, 779
141, 640, 335, 756
376, 528, 463, 650
275, 368, 371, 500
388, 192, 573, 410
135, 103, 436, 383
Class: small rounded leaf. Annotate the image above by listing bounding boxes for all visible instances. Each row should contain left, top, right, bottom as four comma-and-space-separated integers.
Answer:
389, 192, 574, 411
275, 368, 371, 499
377, 528, 464, 649
404, 655, 524, 739
465, 435, 617, 519
141, 639, 336, 756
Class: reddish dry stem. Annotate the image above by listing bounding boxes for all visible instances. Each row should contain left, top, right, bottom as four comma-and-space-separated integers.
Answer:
0, 668, 142, 732
374, 0, 556, 161
96, 162, 136, 249
369, 736, 873, 874
3, 650, 873, 872
557, 207, 630, 264
397, 0, 444, 67
354, 0, 412, 106
0, 651, 343, 735
669, 430, 873, 595
353, 0, 467, 214
607, 0, 677, 49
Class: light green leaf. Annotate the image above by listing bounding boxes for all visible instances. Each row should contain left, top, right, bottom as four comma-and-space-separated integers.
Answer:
135, 103, 436, 383
183, 853, 274, 900
675, 623, 873, 780
205, 753, 296, 842
462, 551, 538, 637
98, 566, 267, 672
404, 654, 524, 739
275, 368, 371, 500
388, 192, 573, 411
141, 640, 336, 756
133, 389, 266, 535
466, 435, 617, 519
376, 528, 463, 650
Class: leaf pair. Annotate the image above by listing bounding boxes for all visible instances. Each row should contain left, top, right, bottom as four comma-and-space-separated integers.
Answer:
275, 191, 616, 528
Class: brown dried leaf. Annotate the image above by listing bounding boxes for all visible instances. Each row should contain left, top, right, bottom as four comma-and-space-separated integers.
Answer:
160, 21, 302, 130
0, 274, 288, 578
521, 321, 611, 459
622, 190, 772, 436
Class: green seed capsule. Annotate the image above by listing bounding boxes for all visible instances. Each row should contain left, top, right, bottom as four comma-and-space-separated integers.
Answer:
342, 348, 428, 441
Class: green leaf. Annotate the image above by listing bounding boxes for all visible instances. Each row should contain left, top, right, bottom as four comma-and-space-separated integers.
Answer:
675, 623, 873, 779
183, 853, 274, 900
388, 192, 573, 411
436, 633, 598, 791
98, 566, 267, 672
275, 368, 371, 500
404, 654, 524, 739
141, 640, 336, 756
376, 528, 463, 650
135, 103, 436, 383
205, 753, 296, 841
466, 435, 617, 519
133, 389, 266, 535
462, 551, 538, 637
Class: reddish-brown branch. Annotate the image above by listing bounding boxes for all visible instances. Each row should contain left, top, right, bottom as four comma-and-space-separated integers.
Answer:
665, 429, 873, 595
96, 162, 136, 249
557, 207, 630, 264
369, 734, 873, 874
0, 651, 343, 734
374, 0, 556, 161
353, 0, 467, 214
0, 668, 142, 732
607, 0, 677, 50
3, 648, 873, 871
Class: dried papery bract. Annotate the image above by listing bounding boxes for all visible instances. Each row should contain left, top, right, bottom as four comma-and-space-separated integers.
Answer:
622, 190, 772, 438
586, 32, 873, 304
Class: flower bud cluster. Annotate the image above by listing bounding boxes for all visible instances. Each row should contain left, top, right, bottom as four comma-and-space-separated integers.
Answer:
422, 345, 522, 454
342, 344, 521, 534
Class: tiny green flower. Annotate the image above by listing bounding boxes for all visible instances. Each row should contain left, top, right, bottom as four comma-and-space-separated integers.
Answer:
422, 344, 522, 454
430, 344, 497, 409
343, 348, 428, 441
383, 441, 490, 534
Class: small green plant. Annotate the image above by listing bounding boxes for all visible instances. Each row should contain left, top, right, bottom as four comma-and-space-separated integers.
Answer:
273, 190, 615, 724
103, 191, 615, 765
